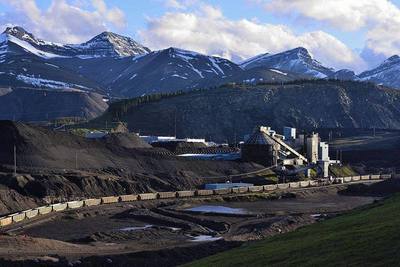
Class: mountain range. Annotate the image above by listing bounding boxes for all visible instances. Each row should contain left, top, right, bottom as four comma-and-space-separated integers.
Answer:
2, 26, 400, 98
2, 26, 400, 122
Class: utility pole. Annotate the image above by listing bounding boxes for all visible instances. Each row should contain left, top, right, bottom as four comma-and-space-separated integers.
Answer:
13, 145, 17, 177
174, 109, 177, 138
75, 151, 78, 170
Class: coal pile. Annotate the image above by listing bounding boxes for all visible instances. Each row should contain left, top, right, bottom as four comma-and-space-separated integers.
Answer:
0, 121, 260, 208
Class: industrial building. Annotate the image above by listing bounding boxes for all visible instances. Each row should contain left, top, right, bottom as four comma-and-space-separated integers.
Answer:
139, 135, 206, 145
306, 133, 320, 164
241, 126, 339, 177
283, 127, 296, 140
241, 126, 308, 167
241, 126, 281, 167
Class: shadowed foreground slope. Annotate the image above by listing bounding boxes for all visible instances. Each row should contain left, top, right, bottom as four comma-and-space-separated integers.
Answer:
185, 192, 400, 267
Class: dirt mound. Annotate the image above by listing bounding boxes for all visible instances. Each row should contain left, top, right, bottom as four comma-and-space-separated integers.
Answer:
340, 179, 400, 196
103, 132, 151, 149
0, 121, 253, 172
0, 121, 261, 213
152, 141, 207, 152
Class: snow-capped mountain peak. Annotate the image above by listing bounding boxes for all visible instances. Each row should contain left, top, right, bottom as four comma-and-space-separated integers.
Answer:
239, 52, 270, 69
358, 55, 400, 88
0, 25, 151, 59
241, 47, 335, 78
0, 26, 62, 58
3, 26, 60, 47
73, 31, 151, 57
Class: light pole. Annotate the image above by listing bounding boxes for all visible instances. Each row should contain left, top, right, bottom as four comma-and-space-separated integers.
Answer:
13, 145, 17, 177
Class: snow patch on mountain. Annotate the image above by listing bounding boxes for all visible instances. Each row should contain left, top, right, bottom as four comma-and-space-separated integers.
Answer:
16, 74, 88, 90
0, 33, 63, 59
269, 69, 287, 76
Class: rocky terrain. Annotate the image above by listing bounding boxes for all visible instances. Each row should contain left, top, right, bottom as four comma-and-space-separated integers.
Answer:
92, 80, 400, 142
0, 87, 107, 121
240, 47, 335, 78
0, 184, 379, 266
0, 121, 260, 214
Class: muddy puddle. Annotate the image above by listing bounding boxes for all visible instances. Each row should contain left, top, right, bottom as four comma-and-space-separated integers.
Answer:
187, 235, 223, 242
185, 205, 249, 215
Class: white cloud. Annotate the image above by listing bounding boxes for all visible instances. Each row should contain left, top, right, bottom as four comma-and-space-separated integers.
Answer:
140, 4, 365, 71
165, 0, 186, 9
264, 0, 400, 67
164, 0, 198, 10
0, 0, 127, 43
265, 0, 399, 31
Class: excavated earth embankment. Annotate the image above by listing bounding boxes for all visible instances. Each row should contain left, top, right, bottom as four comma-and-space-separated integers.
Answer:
0, 121, 260, 214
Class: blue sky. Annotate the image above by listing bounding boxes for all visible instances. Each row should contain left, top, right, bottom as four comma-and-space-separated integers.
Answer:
23, 0, 368, 49
1, 0, 400, 72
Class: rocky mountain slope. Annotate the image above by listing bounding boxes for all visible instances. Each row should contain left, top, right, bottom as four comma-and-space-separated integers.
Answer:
328, 69, 359, 81
2, 25, 400, 122
0, 87, 108, 121
240, 47, 335, 78
92, 80, 400, 142
0, 28, 104, 92
3, 26, 150, 58
0, 26, 305, 99
358, 55, 400, 88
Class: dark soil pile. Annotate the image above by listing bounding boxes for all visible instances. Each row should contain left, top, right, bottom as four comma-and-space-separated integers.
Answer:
340, 178, 400, 197
0, 121, 260, 213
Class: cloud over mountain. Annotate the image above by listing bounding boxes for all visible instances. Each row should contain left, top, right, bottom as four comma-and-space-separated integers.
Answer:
0, 0, 126, 43
139, 4, 364, 71
263, 0, 400, 68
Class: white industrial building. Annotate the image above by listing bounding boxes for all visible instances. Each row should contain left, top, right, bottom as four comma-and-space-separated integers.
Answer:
306, 133, 320, 164
139, 135, 207, 145
283, 127, 296, 140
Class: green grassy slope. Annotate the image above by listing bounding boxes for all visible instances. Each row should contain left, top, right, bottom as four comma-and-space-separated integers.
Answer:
185, 194, 400, 267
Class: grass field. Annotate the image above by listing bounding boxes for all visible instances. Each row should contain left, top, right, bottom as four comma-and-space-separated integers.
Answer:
329, 165, 358, 177
185, 194, 400, 267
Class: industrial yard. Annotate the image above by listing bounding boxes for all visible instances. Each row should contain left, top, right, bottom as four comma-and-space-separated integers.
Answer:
0, 120, 396, 266
0, 182, 381, 266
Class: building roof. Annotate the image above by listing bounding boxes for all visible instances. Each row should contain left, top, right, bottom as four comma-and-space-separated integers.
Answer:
245, 127, 276, 145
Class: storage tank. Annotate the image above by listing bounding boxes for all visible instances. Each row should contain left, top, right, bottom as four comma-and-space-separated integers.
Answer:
241, 126, 280, 167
